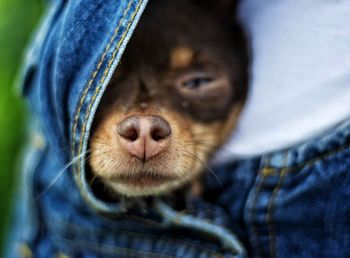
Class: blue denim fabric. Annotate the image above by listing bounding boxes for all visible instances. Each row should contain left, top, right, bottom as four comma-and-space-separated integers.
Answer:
7, 0, 350, 257
7, 0, 247, 257
205, 119, 350, 258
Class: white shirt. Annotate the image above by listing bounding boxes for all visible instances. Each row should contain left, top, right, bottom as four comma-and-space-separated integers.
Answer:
215, 0, 350, 162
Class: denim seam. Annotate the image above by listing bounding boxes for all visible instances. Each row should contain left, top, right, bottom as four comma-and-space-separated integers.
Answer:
114, 214, 164, 227
47, 206, 233, 255
122, 213, 220, 228
247, 155, 271, 258
264, 141, 350, 175
70, 0, 134, 157
49, 217, 225, 255
266, 154, 288, 258
22, 143, 48, 249
53, 230, 226, 258
76, 0, 143, 174
56, 232, 177, 258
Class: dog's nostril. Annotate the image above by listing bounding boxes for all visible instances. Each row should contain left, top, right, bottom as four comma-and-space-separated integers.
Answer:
117, 117, 140, 142
121, 127, 139, 141
150, 121, 171, 141
151, 127, 171, 142
151, 128, 166, 141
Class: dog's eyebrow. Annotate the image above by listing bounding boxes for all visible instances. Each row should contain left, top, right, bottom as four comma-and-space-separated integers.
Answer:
170, 46, 194, 69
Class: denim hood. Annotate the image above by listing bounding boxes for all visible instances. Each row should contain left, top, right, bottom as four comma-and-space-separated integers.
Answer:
21, 0, 149, 211
12, 1, 350, 257
11, 1, 247, 257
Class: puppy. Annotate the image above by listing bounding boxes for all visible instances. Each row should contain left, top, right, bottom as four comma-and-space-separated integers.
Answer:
89, 0, 248, 198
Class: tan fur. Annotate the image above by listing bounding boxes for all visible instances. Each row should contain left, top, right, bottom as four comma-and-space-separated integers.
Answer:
90, 100, 244, 196
170, 46, 194, 69
88, 0, 248, 197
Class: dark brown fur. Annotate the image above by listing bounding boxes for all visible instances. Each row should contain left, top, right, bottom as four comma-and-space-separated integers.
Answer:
89, 0, 248, 197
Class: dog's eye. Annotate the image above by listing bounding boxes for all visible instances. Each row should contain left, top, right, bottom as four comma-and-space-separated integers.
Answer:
181, 76, 213, 89
175, 71, 230, 100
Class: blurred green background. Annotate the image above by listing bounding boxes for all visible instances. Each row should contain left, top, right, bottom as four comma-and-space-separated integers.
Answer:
0, 0, 44, 253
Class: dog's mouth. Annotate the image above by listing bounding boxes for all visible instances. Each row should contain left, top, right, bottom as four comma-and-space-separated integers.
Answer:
102, 170, 186, 197
111, 172, 179, 189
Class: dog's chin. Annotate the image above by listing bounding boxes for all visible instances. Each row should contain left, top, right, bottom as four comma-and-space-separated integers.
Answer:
106, 177, 188, 197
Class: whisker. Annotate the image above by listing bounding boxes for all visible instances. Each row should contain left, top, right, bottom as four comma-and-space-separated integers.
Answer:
183, 139, 218, 143
31, 150, 91, 204
184, 141, 235, 156
91, 139, 112, 146
183, 151, 222, 186
190, 132, 219, 137
183, 142, 218, 147
88, 174, 100, 187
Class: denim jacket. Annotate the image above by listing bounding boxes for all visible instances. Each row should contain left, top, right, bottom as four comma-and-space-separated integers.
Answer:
8, 1, 350, 258
7, 1, 247, 257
